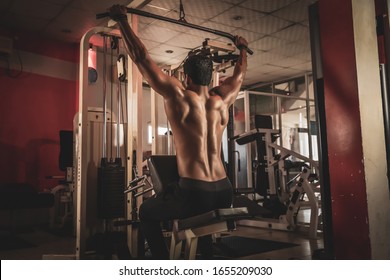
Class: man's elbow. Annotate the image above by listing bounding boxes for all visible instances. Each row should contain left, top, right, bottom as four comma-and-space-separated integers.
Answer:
234, 72, 245, 84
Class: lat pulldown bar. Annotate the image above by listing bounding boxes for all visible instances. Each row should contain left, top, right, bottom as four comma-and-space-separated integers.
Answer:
96, 8, 254, 55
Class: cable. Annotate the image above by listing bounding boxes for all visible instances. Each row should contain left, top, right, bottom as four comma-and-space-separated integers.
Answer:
179, 0, 187, 22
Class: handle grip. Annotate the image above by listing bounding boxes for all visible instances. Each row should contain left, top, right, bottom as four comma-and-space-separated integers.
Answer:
239, 45, 253, 55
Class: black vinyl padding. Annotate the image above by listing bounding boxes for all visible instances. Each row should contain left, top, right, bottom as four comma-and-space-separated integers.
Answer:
178, 207, 249, 230
59, 130, 73, 171
147, 155, 179, 194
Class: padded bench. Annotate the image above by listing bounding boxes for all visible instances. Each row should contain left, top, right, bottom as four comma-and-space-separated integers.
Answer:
170, 207, 249, 259
147, 155, 249, 260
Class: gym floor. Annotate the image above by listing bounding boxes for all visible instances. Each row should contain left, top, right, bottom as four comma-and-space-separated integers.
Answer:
0, 211, 323, 260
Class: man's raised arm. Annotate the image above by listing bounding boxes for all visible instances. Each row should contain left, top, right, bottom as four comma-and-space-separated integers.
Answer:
211, 36, 248, 106
109, 5, 183, 98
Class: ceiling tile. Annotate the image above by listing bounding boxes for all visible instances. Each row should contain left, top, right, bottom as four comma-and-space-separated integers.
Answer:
221, 0, 247, 4
294, 51, 312, 61
248, 64, 285, 74
46, 7, 98, 42
240, 0, 296, 13
272, 24, 309, 42
247, 72, 285, 84
269, 56, 308, 68
0, 13, 49, 32
202, 20, 237, 34
301, 20, 310, 27
167, 32, 205, 49
211, 6, 264, 28
72, 0, 141, 13
244, 76, 263, 85
149, 44, 189, 58
141, 39, 161, 50
273, 0, 310, 22
249, 51, 287, 65
138, 3, 178, 25
291, 61, 313, 71
244, 71, 264, 83
271, 41, 309, 57
52, 6, 95, 26
232, 28, 265, 43
138, 24, 181, 43
149, 53, 171, 65
242, 15, 291, 34
147, 11, 206, 35
250, 35, 287, 51
10, 0, 64, 20
179, 0, 233, 20
268, 67, 305, 77
145, 0, 178, 10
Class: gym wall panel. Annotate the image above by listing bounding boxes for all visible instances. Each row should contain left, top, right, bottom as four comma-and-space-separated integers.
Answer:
353, 0, 390, 259
0, 27, 79, 62
319, 0, 371, 259
0, 29, 78, 192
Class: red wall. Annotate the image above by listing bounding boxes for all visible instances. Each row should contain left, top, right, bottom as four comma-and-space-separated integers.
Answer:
0, 30, 79, 191
319, 0, 371, 259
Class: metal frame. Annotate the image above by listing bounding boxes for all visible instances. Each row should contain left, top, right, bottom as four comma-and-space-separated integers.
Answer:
76, 26, 120, 259
233, 74, 316, 190
231, 76, 321, 238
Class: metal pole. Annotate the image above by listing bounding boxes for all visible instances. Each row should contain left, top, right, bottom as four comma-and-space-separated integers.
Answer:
102, 36, 107, 159
306, 73, 313, 160
275, 83, 283, 147
117, 62, 121, 159
243, 91, 252, 188
380, 63, 390, 191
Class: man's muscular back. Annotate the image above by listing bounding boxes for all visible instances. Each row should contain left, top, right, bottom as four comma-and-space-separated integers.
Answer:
164, 88, 229, 181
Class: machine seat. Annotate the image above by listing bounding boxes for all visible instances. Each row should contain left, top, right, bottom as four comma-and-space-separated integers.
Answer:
178, 207, 249, 231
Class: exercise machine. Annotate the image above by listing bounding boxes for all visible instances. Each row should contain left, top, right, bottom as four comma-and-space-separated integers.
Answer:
232, 115, 321, 238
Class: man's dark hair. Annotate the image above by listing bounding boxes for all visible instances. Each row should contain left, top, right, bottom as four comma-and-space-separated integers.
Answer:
183, 54, 213, 86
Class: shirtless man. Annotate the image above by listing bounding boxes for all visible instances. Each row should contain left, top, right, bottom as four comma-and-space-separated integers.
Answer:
109, 5, 248, 259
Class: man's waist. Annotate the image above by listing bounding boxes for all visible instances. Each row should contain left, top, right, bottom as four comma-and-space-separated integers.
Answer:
178, 177, 232, 191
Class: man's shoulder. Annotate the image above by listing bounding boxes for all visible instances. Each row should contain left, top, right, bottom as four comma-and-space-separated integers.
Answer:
209, 87, 222, 97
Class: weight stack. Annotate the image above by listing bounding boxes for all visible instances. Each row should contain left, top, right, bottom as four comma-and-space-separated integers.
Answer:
97, 158, 125, 219
255, 115, 273, 197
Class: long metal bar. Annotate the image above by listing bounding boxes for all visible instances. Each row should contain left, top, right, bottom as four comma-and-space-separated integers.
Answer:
246, 73, 314, 91
246, 90, 315, 101
305, 73, 313, 160
308, 2, 333, 258
243, 91, 252, 189
380, 63, 390, 192
96, 8, 253, 55
102, 36, 107, 159
117, 62, 121, 159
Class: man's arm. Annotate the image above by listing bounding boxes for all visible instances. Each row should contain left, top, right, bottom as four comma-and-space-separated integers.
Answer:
211, 36, 248, 106
109, 5, 184, 98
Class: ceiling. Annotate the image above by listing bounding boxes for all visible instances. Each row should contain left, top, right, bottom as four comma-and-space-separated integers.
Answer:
0, 0, 317, 87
